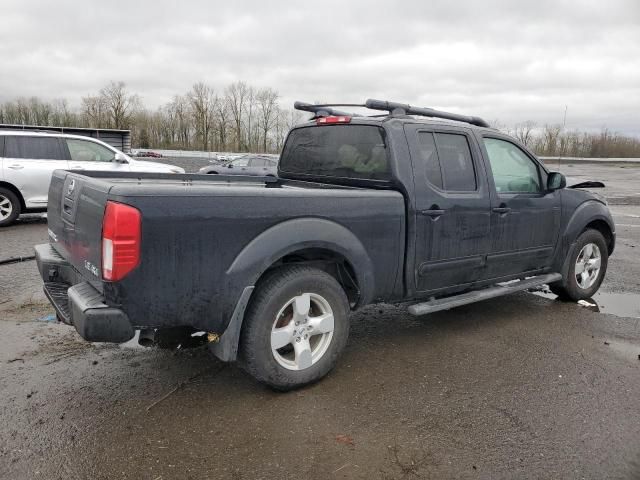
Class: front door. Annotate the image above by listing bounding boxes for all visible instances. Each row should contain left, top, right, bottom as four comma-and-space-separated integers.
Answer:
64, 138, 130, 172
480, 135, 561, 278
406, 125, 492, 293
2, 135, 69, 208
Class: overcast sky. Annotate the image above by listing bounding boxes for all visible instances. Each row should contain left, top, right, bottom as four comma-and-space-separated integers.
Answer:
2, 0, 639, 135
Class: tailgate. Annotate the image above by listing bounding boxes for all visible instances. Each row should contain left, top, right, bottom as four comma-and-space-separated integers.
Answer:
48, 170, 110, 287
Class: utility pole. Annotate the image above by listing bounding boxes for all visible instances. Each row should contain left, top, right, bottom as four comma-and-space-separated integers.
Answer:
559, 105, 568, 170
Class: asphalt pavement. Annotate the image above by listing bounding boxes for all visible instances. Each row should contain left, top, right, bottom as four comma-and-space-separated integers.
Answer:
0, 162, 639, 479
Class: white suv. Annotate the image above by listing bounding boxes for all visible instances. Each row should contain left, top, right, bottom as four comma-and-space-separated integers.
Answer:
0, 131, 184, 226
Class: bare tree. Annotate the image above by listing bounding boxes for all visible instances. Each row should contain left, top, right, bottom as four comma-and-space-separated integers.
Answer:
226, 81, 249, 151
256, 88, 279, 153
100, 81, 140, 129
81, 95, 108, 128
514, 120, 537, 147
188, 83, 216, 151
540, 124, 562, 156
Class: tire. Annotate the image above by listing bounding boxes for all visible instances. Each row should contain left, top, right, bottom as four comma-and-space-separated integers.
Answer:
239, 265, 350, 390
549, 229, 608, 301
0, 188, 21, 227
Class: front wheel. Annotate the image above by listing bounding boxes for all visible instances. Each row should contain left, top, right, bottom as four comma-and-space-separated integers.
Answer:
549, 229, 608, 301
239, 265, 350, 390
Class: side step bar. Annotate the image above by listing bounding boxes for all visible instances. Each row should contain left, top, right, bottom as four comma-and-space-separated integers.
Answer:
408, 273, 562, 316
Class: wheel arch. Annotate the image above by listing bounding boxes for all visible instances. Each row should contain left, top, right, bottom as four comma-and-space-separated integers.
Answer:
226, 217, 375, 307
0, 181, 26, 210
583, 219, 614, 255
562, 201, 615, 256
211, 218, 374, 363
554, 200, 615, 279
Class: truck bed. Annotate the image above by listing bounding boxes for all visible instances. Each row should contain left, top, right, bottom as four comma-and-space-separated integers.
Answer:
45, 169, 406, 335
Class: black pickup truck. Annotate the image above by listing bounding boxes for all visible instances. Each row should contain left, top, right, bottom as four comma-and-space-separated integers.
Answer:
35, 99, 615, 389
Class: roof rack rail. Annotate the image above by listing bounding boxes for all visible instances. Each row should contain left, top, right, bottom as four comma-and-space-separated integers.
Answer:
293, 102, 363, 118
364, 99, 490, 128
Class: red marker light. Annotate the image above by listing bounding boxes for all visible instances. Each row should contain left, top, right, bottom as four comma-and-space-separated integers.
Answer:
316, 115, 351, 125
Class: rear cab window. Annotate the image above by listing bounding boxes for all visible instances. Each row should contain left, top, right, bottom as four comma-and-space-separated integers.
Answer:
279, 125, 391, 181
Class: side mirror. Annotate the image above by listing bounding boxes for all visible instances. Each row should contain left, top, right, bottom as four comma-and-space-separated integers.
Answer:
114, 152, 129, 164
547, 172, 566, 191
228, 164, 233, 168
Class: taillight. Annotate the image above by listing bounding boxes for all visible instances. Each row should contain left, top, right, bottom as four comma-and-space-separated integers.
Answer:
316, 115, 351, 125
102, 201, 141, 281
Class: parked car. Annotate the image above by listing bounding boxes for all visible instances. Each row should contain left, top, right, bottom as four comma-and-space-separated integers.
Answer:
199, 154, 278, 176
136, 151, 163, 158
35, 99, 614, 390
0, 131, 184, 226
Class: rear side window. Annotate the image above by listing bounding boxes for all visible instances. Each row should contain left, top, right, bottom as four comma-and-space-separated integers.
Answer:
250, 158, 267, 167
417, 132, 443, 189
414, 131, 477, 192
280, 125, 390, 181
4, 136, 64, 160
435, 133, 476, 191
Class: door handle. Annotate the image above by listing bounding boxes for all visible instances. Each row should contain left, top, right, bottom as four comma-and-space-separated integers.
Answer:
8, 164, 24, 170
420, 208, 445, 218
493, 206, 511, 214
70, 165, 85, 169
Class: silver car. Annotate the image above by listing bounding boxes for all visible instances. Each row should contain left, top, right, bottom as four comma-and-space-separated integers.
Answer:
0, 131, 184, 226
198, 154, 278, 176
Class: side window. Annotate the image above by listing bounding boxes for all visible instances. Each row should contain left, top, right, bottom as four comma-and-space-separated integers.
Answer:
232, 157, 250, 167
434, 133, 477, 191
4, 136, 63, 160
417, 131, 443, 189
250, 158, 267, 167
483, 138, 541, 193
66, 139, 115, 162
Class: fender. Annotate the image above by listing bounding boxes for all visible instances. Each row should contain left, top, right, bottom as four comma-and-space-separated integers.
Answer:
225, 217, 375, 304
211, 217, 376, 362
553, 199, 615, 274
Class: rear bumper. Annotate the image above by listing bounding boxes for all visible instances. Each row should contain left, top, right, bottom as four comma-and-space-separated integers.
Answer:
35, 243, 134, 343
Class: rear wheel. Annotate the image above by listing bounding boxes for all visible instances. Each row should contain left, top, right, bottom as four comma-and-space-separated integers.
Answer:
0, 188, 20, 227
239, 265, 350, 390
549, 229, 608, 301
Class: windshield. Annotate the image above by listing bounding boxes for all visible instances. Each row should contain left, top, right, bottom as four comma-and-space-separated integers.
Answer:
279, 125, 391, 181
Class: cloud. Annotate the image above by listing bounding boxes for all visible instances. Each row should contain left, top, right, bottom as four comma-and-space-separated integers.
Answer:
1, 0, 639, 134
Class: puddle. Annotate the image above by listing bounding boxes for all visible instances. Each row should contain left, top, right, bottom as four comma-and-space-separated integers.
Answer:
35, 313, 57, 322
530, 288, 640, 319
606, 339, 640, 362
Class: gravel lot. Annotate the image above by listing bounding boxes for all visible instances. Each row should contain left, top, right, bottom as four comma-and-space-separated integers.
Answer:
0, 162, 639, 479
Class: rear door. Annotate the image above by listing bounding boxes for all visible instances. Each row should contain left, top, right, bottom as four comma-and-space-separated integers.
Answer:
479, 134, 561, 278
63, 137, 130, 172
2, 135, 69, 208
247, 157, 276, 176
406, 125, 492, 293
